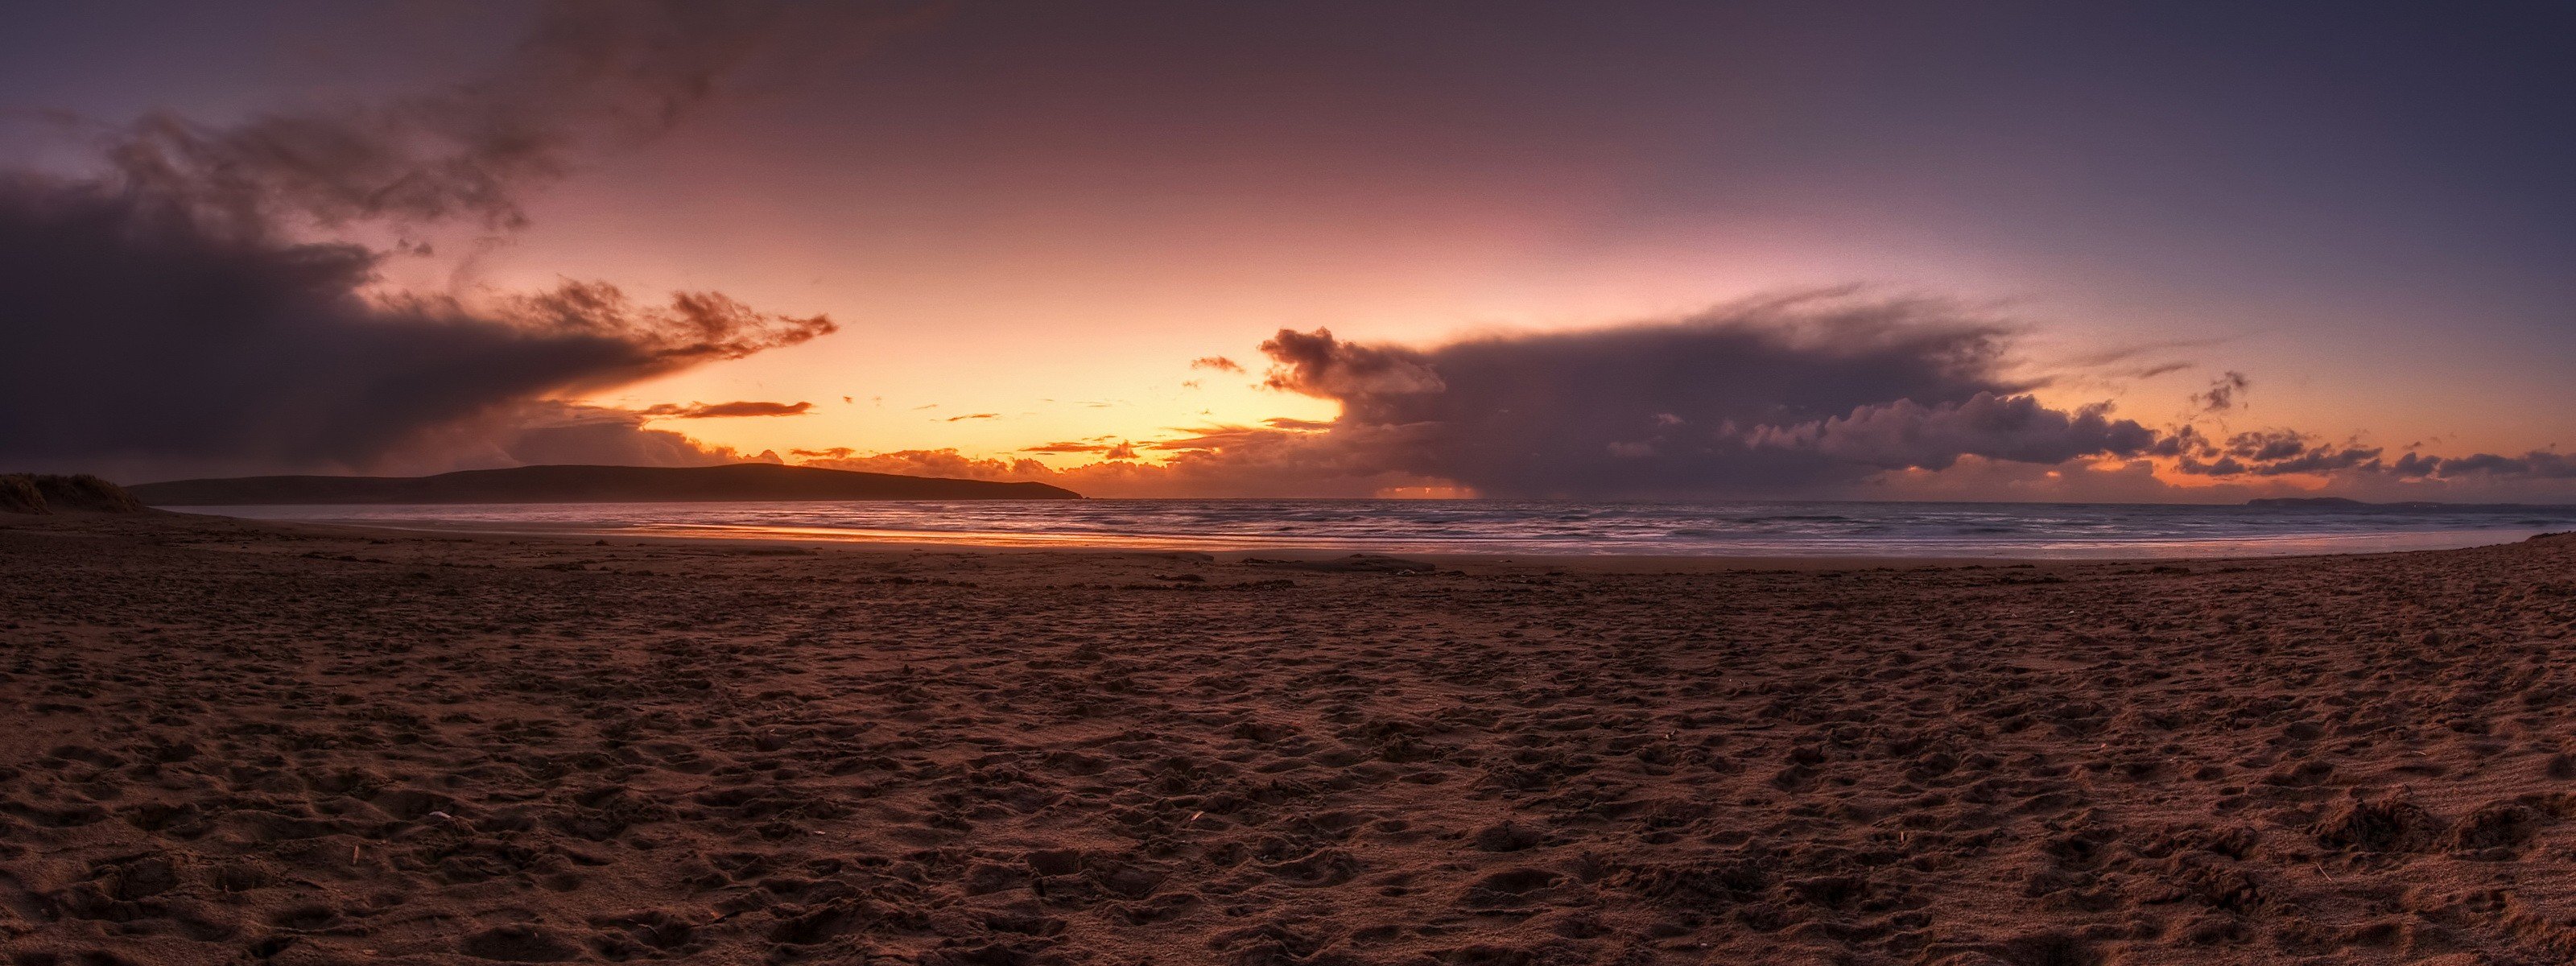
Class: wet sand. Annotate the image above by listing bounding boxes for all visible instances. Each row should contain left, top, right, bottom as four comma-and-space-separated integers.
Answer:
4, 510, 2575, 964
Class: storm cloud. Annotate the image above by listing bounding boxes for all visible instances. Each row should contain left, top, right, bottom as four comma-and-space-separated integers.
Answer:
101, 0, 902, 234
808, 294, 2179, 498
1745, 394, 2158, 472
0, 182, 830, 479
785, 292, 2566, 500
1238, 294, 2162, 497
0, 1, 870, 481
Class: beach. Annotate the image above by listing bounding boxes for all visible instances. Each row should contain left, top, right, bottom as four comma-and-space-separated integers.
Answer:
6, 510, 2576, 965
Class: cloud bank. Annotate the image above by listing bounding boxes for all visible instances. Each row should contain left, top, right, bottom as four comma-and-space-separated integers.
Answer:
800, 295, 2174, 497
802, 294, 2576, 502
0, 181, 830, 479
0, 1, 871, 481
1234, 294, 2164, 497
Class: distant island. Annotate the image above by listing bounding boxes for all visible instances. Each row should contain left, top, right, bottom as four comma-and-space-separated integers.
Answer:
127, 464, 1082, 505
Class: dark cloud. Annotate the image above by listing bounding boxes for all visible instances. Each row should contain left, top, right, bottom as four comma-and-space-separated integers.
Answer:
945, 412, 1000, 422
784, 293, 2570, 500
101, 1, 916, 235
1745, 394, 2158, 471
0, 181, 830, 479
2155, 438, 2576, 505
2149, 425, 2576, 489
2125, 361, 2194, 379
1189, 356, 1244, 374
2058, 338, 2223, 381
2191, 371, 2251, 413
639, 400, 813, 418
2252, 446, 2384, 477
814, 294, 2176, 498
1238, 293, 2163, 497
793, 294, 2179, 498
2391, 450, 2576, 480
2149, 427, 2383, 478
0, 1, 861, 481
1258, 328, 1444, 397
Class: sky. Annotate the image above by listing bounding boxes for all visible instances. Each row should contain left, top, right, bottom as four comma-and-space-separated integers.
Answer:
2, 1, 2573, 501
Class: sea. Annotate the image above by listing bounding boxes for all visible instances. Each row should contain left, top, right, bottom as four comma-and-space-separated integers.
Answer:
168, 499, 2576, 559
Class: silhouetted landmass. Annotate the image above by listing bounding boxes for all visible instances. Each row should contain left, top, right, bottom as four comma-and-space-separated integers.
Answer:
2246, 497, 2369, 508
128, 463, 1081, 505
0, 473, 147, 514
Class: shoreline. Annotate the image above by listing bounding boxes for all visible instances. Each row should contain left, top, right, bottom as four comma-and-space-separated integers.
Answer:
142, 505, 2566, 572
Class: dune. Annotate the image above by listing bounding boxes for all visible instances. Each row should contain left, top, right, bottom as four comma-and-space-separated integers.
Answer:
6, 510, 2576, 964
0, 473, 147, 514
126, 462, 1081, 506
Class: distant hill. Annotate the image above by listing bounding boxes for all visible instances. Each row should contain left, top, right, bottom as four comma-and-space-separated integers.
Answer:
129, 464, 1081, 505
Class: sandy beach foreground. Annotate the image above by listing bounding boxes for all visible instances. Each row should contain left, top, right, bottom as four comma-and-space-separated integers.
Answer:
5, 512, 2576, 965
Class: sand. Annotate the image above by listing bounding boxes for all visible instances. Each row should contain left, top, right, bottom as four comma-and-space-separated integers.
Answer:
4, 510, 2575, 965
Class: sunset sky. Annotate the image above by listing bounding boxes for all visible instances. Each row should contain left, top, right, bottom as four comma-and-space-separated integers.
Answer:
4, 2, 2573, 500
